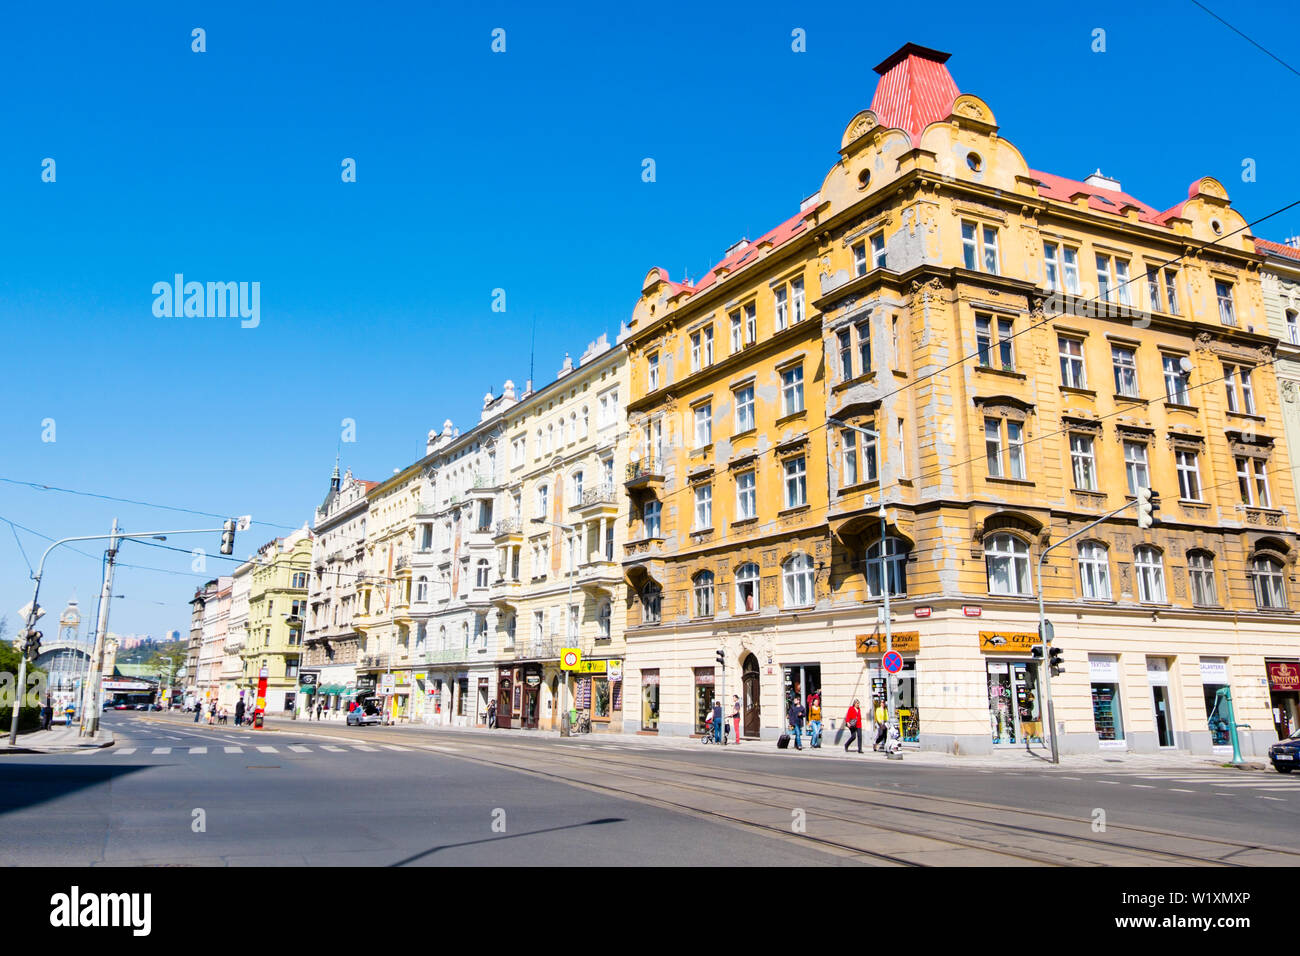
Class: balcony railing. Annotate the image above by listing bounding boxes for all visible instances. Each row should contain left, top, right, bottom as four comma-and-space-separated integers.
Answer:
626, 458, 663, 483
493, 516, 522, 536
579, 483, 618, 507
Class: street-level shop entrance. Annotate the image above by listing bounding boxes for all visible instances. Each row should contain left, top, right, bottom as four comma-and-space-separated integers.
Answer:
783, 663, 821, 717
1267, 660, 1300, 739
1200, 658, 1231, 751
869, 659, 918, 743
1088, 654, 1125, 747
1147, 657, 1176, 748
641, 669, 659, 733
742, 654, 761, 738
497, 668, 513, 729
986, 660, 1041, 746
693, 667, 714, 735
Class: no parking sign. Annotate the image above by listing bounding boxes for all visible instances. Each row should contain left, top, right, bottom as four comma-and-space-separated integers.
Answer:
883, 650, 903, 674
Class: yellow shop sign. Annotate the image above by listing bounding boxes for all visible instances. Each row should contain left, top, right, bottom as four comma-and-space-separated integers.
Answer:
978, 631, 1038, 654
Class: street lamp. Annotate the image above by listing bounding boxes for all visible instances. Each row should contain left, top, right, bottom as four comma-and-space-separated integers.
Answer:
532, 517, 579, 735
828, 418, 902, 759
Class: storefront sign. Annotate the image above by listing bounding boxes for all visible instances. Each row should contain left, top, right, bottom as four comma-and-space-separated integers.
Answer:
1267, 660, 1300, 692
525, 674, 541, 687
356, 675, 376, 692
1088, 655, 1119, 682
394, 672, 410, 685
299, 672, 318, 686
560, 648, 582, 671
414, 673, 426, 681
575, 660, 607, 675
914, 607, 932, 618
1200, 658, 1228, 685
607, 660, 623, 681
855, 631, 920, 654
1146, 657, 1170, 686
963, 606, 982, 617
978, 631, 1037, 654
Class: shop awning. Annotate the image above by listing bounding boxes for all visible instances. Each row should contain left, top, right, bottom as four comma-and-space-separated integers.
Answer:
318, 684, 340, 695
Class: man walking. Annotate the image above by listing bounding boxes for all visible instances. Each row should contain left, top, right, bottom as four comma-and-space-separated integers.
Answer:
787, 695, 806, 751
234, 698, 245, 728
41, 698, 53, 731
193, 700, 202, 723
844, 699, 863, 753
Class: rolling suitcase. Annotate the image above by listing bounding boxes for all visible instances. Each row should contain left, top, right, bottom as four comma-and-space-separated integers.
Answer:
777, 733, 791, 750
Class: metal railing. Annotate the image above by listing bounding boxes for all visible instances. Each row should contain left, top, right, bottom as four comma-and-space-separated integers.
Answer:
579, 483, 618, 507
625, 458, 662, 482
493, 516, 522, 536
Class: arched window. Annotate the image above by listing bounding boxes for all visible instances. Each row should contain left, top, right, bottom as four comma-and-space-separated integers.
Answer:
1134, 546, 1166, 603
582, 406, 590, 438
1077, 541, 1110, 600
783, 553, 815, 607
865, 537, 909, 598
476, 559, 490, 588
985, 533, 1031, 596
438, 625, 446, 649
416, 575, 429, 603
1251, 555, 1287, 609
569, 411, 577, 443
1187, 550, 1217, 606
641, 583, 662, 624
735, 562, 760, 612
461, 621, 470, 648
572, 469, 584, 506
693, 571, 715, 618
597, 599, 611, 638
416, 623, 427, 647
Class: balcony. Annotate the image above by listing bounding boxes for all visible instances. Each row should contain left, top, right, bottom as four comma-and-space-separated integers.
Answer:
579, 559, 622, 597
424, 646, 484, 666
573, 483, 620, 518
625, 457, 664, 490
493, 516, 523, 542
490, 578, 523, 607
622, 537, 666, 589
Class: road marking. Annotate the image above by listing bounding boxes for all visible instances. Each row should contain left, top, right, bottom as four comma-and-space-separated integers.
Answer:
224, 746, 242, 754
188, 747, 207, 754
288, 745, 311, 753
1099, 780, 1120, 785
1170, 788, 1196, 793
152, 747, 171, 754
423, 745, 458, 752
1130, 784, 1155, 789
115, 748, 137, 755
382, 745, 409, 752
351, 745, 378, 752
1059, 776, 1081, 781
257, 746, 277, 753
320, 745, 344, 752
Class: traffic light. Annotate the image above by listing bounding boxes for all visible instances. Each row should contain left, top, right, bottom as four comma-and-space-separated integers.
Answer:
716, 648, 725, 668
1136, 486, 1156, 529
25, 630, 43, 662
1049, 646, 1064, 678
221, 518, 236, 555
1030, 645, 1044, 662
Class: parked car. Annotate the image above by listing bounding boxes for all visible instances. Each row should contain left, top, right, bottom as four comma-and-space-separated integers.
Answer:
1268, 728, 1300, 773
347, 707, 383, 727
113, 703, 131, 710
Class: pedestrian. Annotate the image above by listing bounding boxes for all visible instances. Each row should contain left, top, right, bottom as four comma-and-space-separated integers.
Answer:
193, 701, 201, 723
234, 698, 245, 727
486, 699, 497, 728
787, 695, 806, 751
808, 693, 823, 748
316, 701, 323, 721
872, 698, 888, 751
41, 699, 53, 731
844, 698, 863, 753
712, 697, 723, 744
730, 695, 742, 745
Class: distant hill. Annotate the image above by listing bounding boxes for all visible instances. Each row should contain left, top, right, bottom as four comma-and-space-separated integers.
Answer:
117, 639, 188, 669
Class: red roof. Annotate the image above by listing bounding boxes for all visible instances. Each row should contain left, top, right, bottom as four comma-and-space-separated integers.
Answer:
1256, 237, 1300, 262
870, 43, 960, 144
1029, 170, 1169, 226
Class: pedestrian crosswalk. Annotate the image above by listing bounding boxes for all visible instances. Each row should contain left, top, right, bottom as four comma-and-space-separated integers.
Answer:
103, 741, 419, 758
1060, 769, 1300, 795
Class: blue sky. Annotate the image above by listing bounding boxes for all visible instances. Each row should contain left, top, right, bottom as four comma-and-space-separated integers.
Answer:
2, 0, 1298, 640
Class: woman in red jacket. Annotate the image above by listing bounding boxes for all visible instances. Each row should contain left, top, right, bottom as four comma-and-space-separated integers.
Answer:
844, 699, 863, 754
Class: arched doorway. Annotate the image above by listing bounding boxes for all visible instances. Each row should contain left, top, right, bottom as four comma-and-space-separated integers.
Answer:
497, 672, 513, 730
742, 654, 761, 738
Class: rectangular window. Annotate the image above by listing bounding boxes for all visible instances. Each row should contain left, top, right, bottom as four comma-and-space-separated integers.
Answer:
1044, 241, 1061, 292
853, 242, 867, 276
1059, 336, 1086, 388
1162, 354, 1189, 405
1237, 457, 1271, 508
842, 429, 858, 486
774, 286, 788, 331
1095, 253, 1112, 302
837, 329, 853, 381
961, 221, 978, 270
647, 352, 659, 391
1006, 421, 1025, 480
791, 277, 805, 324
694, 403, 712, 448
780, 366, 805, 415
1288, 310, 1300, 346
1223, 364, 1256, 415
1164, 270, 1180, 315
871, 231, 887, 269
690, 331, 702, 371
734, 385, 755, 432
985, 418, 1004, 478
1062, 246, 1080, 294
736, 470, 756, 520
1175, 449, 1202, 501
730, 311, 742, 352
1146, 266, 1160, 312
857, 320, 872, 375
1216, 280, 1236, 326
1112, 345, 1138, 397
744, 302, 756, 345
1114, 258, 1132, 306
982, 226, 1000, 274
693, 484, 712, 530
1123, 441, 1149, 495
784, 456, 807, 508
976, 314, 1014, 370
1070, 434, 1097, 491
643, 500, 661, 538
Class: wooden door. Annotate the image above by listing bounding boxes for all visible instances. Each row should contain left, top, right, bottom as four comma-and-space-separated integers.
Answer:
742, 656, 761, 738
497, 678, 512, 729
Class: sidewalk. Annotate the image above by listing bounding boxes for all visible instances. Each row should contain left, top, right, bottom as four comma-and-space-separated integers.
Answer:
0, 724, 115, 755
251, 714, 1270, 773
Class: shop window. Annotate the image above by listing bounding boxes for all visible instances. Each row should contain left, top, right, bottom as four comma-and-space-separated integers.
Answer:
641, 670, 660, 733
1201, 658, 1231, 748
987, 660, 1040, 745
593, 677, 611, 720
1088, 654, 1125, 745
694, 668, 715, 735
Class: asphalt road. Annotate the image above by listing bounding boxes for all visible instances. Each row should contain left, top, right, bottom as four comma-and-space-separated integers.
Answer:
3, 712, 1297, 865
0, 713, 856, 866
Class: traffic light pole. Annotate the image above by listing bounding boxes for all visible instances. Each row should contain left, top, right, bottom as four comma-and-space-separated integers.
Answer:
1034, 497, 1145, 764
3, 521, 241, 744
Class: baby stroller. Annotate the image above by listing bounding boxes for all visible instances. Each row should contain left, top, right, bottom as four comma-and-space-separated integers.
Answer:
702, 713, 716, 743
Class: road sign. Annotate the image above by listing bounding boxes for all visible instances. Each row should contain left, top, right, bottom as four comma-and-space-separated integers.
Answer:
560, 648, 582, 671
883, 651, 903, 674
379, 674, 395, 695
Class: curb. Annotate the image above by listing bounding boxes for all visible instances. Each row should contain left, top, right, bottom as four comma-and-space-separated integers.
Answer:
0, 737, 115, 756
